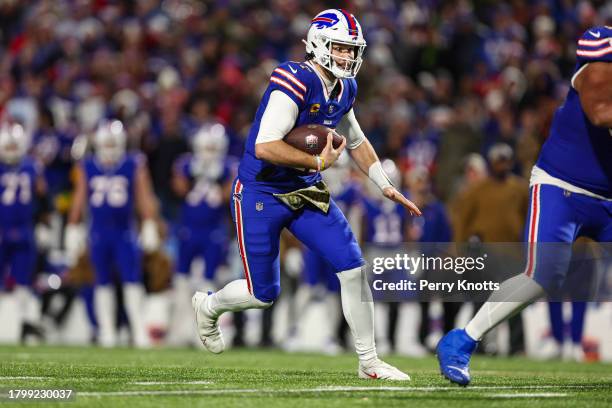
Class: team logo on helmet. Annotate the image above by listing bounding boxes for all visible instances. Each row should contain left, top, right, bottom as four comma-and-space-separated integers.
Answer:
311, 12, 339, 29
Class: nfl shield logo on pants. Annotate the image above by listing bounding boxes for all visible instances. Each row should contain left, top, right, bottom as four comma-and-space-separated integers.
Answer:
256, 201, 264, 211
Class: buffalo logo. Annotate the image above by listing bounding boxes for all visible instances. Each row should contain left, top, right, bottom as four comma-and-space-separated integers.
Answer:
310, 104, 320, 114
305, 134, 318, 150
311, 13, 339, 29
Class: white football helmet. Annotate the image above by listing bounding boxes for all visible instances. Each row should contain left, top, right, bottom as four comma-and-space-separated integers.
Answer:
0, 122, 29, 165
304, 9, 367, 78
93, 119, 126, 166
191, 122, 228, 179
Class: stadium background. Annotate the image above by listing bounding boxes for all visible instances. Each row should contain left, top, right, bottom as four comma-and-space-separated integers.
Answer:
0, 0, 610, 362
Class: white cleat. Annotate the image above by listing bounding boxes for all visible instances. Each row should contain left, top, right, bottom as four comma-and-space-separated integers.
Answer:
192, 291, 225, 354
358, 359, 411, 381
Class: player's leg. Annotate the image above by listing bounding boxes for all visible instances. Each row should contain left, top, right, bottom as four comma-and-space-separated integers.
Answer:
116, 230, 149, 348
437, 184, 577, 385
167, 230, 198, 346
289, 200, 409, 380
202, 230, 227, 284
192, 179, 289, 353
89, 233, 117, 347
283, 247, 316, 351
321, 261, 343, 354
11, 239, 41, 339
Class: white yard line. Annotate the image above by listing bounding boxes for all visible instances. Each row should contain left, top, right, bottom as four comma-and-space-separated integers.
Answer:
0, 376, 48, 380
131, 381, 213, 385
486, 393, 568, 398
78, 384, 601, 397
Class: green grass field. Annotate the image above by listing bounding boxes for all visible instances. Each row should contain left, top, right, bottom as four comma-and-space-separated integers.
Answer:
0, 346, 610, 407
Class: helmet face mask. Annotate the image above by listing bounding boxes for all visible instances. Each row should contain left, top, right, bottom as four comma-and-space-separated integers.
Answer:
0, 123, 29, 165
305, 9, 366, 79
94, 120, 126, 167
191, 123, 228, 178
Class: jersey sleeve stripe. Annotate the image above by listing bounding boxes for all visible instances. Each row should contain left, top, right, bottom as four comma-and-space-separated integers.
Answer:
576, 45, 612, 57
270, 77, 305, 101
273, 68, 307, 92
577, 38, 611, 47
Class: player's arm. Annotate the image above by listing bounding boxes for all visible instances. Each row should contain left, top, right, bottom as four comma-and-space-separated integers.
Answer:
339, 110, 421, 216
574, 61, 612, 128
65, 164, 87, 265
135, 158, 161, 252
171, 166, 190, 198
67, 164, 86, 224
135, 159, 158, 220
254, 91, 345, 170
221, 177, 234, 204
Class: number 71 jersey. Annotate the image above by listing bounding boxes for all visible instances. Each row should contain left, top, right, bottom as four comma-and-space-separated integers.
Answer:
83, 154, 141, 230
0, 157, 40, 233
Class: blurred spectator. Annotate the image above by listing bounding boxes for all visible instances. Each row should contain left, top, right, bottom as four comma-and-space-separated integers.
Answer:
453, 144, 528, 243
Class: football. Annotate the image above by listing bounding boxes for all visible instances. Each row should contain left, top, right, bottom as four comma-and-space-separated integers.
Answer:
284, 124, 344, 155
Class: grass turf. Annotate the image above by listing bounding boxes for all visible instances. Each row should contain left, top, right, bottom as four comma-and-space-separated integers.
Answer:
0, 346, 610, 407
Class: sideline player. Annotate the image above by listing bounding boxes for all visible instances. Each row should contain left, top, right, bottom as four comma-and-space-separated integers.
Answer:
192, 9, 421, 380
65, 120, 160, 348
0, 122, 47, 339
437, 26, 612, 385
168, 122, 233, 345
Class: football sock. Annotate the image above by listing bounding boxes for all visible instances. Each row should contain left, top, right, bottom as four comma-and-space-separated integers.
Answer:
94, 285, 117, 347
14, 285, 40, 325
167, 274, 194, 345
465, 273, 545, 341
337, 267, 377, 362
548, 302, 564, 343
206, 279, 272, 317
123, 283, 149, 348
570, 302, 586, 344
323, 293, 342, 341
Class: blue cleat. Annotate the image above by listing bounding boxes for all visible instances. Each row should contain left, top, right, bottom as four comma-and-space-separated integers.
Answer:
436, 328, 478, 386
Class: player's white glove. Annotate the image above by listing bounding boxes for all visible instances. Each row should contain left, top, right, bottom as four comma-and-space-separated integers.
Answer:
139, 218, 160, 253
64, 223, 86, 266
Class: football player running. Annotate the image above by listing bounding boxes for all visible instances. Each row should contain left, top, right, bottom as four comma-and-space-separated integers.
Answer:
437, 26, 612, 386
66, 120, 160, 348
192, 9, 421, 380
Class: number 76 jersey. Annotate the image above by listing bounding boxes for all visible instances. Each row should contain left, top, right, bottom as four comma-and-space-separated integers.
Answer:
82, 154, 141, 230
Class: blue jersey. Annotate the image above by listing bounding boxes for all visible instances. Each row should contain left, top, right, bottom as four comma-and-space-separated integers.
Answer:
83, 154, 141, 230
0, 157, 40, 237
334, 181, 362, 213
409, 200, 452, 243
537, 26, 612, 198
238, 61, 358, 193
362, 197, 407, 246
175, 154, 232, 229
